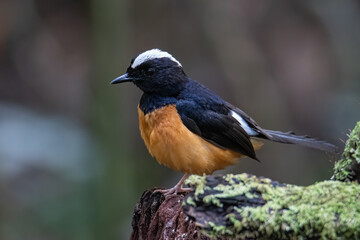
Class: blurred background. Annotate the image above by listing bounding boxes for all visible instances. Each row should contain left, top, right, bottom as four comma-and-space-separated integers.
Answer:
0, 0, 359, 239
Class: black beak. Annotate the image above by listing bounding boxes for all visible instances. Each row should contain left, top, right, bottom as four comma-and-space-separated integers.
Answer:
110, 73, 133, 84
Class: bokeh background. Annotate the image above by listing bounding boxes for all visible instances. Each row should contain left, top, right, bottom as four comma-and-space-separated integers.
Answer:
1, 0, 359, 239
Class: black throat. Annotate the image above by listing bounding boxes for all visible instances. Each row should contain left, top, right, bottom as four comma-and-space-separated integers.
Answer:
139, 93, 178, 115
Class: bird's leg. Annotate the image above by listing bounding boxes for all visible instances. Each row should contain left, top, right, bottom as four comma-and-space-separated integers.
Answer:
154, 173, 192, 196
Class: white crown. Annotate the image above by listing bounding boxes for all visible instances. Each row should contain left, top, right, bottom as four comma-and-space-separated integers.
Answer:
131, 49, 182, 69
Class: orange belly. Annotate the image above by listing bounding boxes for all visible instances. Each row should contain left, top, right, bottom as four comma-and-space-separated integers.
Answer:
138, 105, 262, 175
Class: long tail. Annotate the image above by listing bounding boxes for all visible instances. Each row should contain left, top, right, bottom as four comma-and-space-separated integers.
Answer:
261, 129, 339, 154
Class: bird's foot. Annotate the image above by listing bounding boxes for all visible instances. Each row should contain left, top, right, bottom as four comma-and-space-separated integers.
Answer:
154, 173, 192, 196
154, 186, 192, 196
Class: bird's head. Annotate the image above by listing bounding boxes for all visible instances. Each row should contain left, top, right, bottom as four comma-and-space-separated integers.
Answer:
111, 49, 187, 96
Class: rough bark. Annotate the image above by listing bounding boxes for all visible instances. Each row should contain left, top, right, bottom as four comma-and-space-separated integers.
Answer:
130, 122, 360, 240
130, 190, 209, 240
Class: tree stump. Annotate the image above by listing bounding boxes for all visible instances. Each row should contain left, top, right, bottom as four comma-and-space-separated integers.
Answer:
130, 190, 209, 240
130, 122, 360, 240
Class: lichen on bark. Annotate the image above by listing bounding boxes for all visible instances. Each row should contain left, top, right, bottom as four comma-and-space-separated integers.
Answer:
183, 174, 360, 239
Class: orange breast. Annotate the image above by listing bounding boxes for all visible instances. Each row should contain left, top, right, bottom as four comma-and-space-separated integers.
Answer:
138, 105, 262, 175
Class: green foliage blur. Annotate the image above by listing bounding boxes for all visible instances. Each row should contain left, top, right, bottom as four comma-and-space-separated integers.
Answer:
0, 0, 359, 239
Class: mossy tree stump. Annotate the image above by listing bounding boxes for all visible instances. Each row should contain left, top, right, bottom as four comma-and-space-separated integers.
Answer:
130, 122, 360, 240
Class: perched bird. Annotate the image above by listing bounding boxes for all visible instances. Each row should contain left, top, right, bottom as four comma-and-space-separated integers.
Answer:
111, 49, 337, 195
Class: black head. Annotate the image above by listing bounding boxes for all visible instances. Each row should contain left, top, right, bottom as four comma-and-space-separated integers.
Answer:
111, 49, 188, 96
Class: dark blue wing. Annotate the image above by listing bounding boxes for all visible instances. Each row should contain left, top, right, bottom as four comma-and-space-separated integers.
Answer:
176, 97, 257, 160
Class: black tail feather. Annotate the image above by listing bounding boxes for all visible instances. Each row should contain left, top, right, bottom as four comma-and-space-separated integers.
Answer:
261, 129, 339, 154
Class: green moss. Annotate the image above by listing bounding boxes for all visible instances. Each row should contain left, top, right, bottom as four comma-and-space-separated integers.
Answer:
185, 174, 208, 200
203, 195, 223, 207
185, 175, 360, 239
246, 181, 360, 239
333, 121, 360, 182
207, 222, 234, 236
184, 196, 196, 207
187, 174, 263, 210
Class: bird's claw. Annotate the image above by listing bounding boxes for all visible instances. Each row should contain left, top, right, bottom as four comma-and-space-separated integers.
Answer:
154, 186, 192, 196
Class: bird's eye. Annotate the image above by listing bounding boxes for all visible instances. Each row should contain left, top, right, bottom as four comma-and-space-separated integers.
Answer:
144, 67, 155, 76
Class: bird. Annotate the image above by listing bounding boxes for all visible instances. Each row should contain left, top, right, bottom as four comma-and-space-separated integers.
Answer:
111, 49, 338, 195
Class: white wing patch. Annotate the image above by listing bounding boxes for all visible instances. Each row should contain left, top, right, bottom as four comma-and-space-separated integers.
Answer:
231, 110, 257, 136
131, 49, 182, 69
